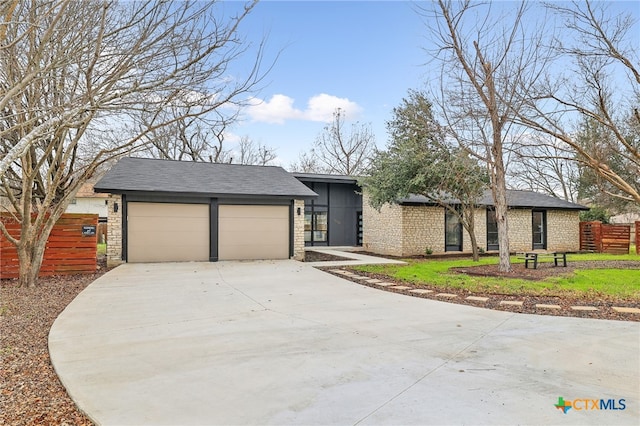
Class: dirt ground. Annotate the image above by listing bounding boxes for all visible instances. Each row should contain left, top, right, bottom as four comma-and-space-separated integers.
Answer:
1, 266, 107, 425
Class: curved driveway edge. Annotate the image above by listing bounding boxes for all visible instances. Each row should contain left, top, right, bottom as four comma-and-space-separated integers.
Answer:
50, 261, 639, 425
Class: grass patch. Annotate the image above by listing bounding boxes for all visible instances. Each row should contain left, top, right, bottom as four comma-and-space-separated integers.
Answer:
97, 243, 106, 255
354, 252, 640, 300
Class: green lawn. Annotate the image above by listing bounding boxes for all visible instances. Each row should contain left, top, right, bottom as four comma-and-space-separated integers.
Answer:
354, 251, 640, 300
97, 243, 106, 255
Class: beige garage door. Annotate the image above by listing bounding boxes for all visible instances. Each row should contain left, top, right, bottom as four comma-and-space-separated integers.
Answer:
218, 205, 289, 260
127, 202, 209, 263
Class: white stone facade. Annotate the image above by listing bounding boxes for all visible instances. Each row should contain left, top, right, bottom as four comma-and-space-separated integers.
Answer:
292, 199, 305, 260
364, 197, 582, 256
506, 209, 531, 252
401, 205, 444, 255
106, 194, 124, 267
362, 194, 404, 256
547, 210, 581, 252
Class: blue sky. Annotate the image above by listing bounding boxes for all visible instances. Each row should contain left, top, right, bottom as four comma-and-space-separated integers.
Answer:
225, 1, 429, 167
223, 0, 639, 169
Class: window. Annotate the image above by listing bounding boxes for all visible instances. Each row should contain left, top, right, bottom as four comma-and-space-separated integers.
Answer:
304, 209, 328, 244
532, 210, 547, 250
445, 209, 463, 251
486, 209, 499, 251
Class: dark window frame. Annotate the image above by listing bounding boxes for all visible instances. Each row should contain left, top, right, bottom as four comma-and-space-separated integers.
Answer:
532, 209, 547, 250
486, 209, 499, 251
444, 207, 463, 252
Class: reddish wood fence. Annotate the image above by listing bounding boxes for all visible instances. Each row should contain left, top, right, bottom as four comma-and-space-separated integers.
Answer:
0, 214, 98, 279
579, 221, 631, 254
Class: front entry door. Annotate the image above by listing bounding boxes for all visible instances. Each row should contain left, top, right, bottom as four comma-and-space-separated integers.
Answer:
445, 210, 463, 251
532, 210, 547, 250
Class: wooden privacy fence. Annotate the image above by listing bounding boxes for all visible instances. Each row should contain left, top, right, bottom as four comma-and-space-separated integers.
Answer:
579, 221, 631, 254
0, 214, 98, 279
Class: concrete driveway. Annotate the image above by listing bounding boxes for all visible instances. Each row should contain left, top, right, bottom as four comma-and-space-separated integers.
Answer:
49, 261, 639, 425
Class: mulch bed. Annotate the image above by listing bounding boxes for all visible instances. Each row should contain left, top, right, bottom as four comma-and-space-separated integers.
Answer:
451, 260, 640, 280
0, 263, 109, 425
304, 251, 353, 262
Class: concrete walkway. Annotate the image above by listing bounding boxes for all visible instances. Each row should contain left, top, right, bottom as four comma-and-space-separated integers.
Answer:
50, 261, 639, 425
304, 247, 407, 267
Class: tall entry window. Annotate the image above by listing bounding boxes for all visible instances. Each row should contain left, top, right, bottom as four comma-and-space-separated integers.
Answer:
486, 209, 499, 251
532, 210, 547, 250
445, 209, 463, 251
304, 209, 328, 245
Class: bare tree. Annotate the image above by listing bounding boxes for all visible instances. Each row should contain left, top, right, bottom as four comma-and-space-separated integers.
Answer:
312, 108, 375, 176
424, 0, 554, 271
0, 0, 268, 287
139, 103, 236, 163
288, 151, 324, 173
515, 1, 639, 205
507, 135, 580, 202
234, 136, 277, 166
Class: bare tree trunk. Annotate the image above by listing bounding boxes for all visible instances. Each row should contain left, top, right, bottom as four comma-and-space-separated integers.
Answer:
492, 164, 511, 271
17, 238, 46, 288
462, 207, 479, 262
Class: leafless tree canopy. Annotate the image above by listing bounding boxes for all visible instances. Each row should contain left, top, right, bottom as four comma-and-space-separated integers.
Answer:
234, 136, 277, 166
311, 108, 375, 176
423, 0, 554, 271
515, 1, 639, 204
507, 135, 579, 202
0, 0, 268, 286
288, 151, 323, 174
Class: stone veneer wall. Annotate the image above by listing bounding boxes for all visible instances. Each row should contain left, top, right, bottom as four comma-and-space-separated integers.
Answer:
505, 209, 532, 252
106, 194, 124, 268
547, 210, 580, 251
292, 199, 305, 260
462, 208, 487, 252
362, 194, 404, 256
361, 193, 582, 256
401, 205, 444, 255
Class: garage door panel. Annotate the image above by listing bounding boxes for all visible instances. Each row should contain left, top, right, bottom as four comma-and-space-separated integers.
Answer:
220, 219, 288, 233
128, 203, 209, 263
129, 217, 206, 232
219, 205, 289, 260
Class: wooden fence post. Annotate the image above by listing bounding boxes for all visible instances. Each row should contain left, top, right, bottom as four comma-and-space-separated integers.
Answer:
579, 221, 602, 252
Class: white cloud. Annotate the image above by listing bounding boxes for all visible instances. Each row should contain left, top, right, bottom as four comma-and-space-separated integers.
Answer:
246, 94, 302, 124
246, 93, 362, 124
305, 94, 362, 122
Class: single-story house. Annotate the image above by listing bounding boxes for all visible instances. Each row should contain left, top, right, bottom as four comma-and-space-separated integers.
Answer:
94, 157, 316, 266
363, 190, 589, 257
96, 157, 588, 265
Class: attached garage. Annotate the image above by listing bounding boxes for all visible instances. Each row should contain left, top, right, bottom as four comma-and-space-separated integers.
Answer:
219, 205, 289, 260
94, 157, 317, 265
127, 202, 209, 263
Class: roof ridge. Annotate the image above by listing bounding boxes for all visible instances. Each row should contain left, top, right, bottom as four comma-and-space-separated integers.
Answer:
122, 156, 285, 170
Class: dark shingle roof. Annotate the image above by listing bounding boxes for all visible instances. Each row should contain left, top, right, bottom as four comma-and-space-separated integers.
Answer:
94, 157, 318, 199
400, 189, 588, 210
292, 172, 358, 184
